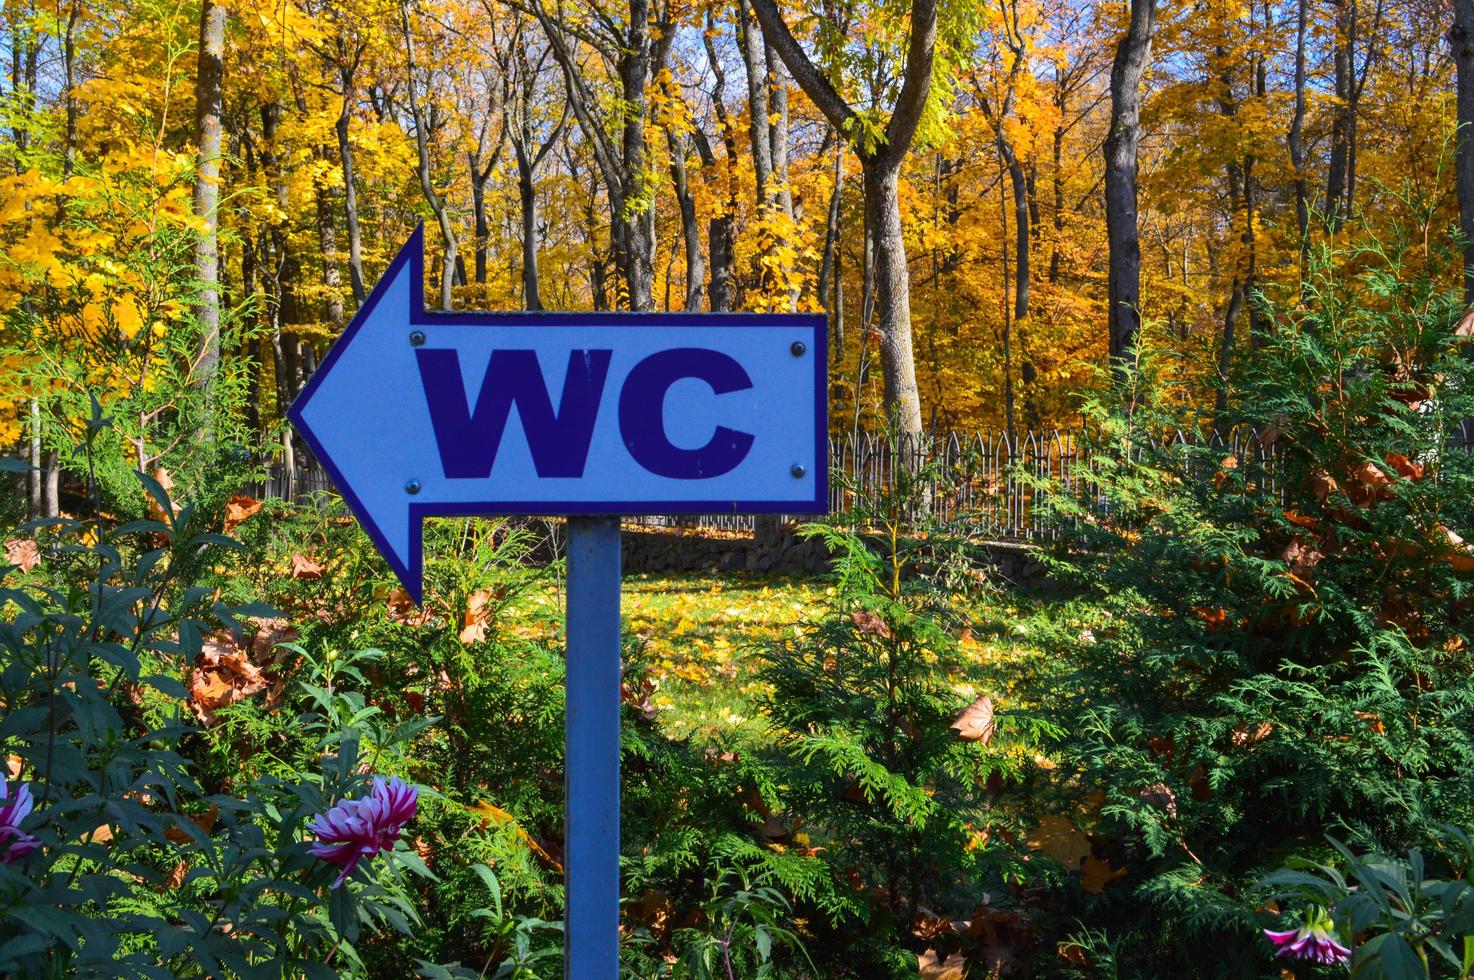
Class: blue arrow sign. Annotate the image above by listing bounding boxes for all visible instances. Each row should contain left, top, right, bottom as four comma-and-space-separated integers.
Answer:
288, 225, 827, 602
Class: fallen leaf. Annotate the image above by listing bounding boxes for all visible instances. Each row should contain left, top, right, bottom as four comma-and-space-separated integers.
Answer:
1383, 453, 1424, 481
4, 538, 40, 572
162, 859, 189, 891
1282, 538, 1323, 577
851, 610, 892, 640
1454, 309, 1474, 340
1440, 525, 1474, 572
951, 696, 996, 744
1080, 855, 1127, 893
289, 554, 323, 580
223, 495, 263, 533
1348, 461, 1394, 506
1230, 705, 1281, 738
385, 587, 432, 625
1027, 814, 1091, 868
164, 804, 219, 844
148, 467, 179, 521
917, 949, 967, 980
1138, 782, 1178, 819
249, 617, 298, 665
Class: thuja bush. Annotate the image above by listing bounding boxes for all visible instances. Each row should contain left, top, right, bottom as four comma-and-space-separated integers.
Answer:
0, 410, 430, 977
752, 440, 1041, 978
1032, 237, 1474, 975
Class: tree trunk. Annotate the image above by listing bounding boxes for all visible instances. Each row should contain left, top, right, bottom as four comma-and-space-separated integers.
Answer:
28, 400, 41, 518
668, 133, 703, 312
336, 84, 367, 306
700, 18, 739, 311
314, 179, 344, 332
864, 161, 924, 433
737, 0, 773, 200
1290, 0, 1310, 263
1104, 0, 1157, 380
514, 144, 543, 310
401, 0, 458, 311
193, 0, 226, 428
999, 135, 1029, 322
818, 140, 843, 316
1455, 0, 1474, 306
1326, 0, 1351, 232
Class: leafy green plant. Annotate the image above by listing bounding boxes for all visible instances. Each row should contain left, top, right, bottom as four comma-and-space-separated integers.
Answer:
667, 862, 813, 980
1258, 827, 1474, 978
0, 405, 429, 976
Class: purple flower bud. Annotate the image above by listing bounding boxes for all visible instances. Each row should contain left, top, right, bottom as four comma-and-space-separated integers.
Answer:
0, 778, 38, 864
308, 776, 418, 888
1263, 907, 1352, 966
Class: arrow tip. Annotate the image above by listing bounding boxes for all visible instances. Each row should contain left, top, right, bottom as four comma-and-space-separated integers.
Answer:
287, 224, 430, 605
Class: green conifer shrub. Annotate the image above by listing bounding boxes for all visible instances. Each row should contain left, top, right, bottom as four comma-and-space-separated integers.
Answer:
1030, 237, 1474, 975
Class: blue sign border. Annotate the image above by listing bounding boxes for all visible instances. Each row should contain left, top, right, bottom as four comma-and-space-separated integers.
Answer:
288, 225, 828, 597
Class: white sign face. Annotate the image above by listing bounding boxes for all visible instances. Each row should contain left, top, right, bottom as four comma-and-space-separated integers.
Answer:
289, 227, 828, 599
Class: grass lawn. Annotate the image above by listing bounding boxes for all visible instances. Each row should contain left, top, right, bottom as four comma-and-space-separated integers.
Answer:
508, 569, 1068, 749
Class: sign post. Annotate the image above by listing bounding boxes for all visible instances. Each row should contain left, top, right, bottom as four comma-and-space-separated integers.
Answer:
288, 226, 826, 976
564, 516, 622, 976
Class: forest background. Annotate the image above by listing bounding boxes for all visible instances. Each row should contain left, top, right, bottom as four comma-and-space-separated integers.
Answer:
3, 0, 1466, 485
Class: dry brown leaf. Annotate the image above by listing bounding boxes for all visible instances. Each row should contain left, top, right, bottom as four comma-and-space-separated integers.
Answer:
1080, 855, 1128, 894
1027, 814, 1092, 868
249, 618, 299, 665
385, 587, 432, 625
1282, 538, 1324, 577
1384, 453, 1424, 481
162, 859, 189, 891
4, 756, 21, 780
148, 467, 179, 521
1284, 510, 1320, 530
1440, 525, 1474, 573
1138, 782, 1178, 819
1455, 309, 1474, 340
223, 496, 263, 533
917, 949, 967, 980
289, 553, 324, 580
4, 538, 40, 572
851, 610, 892, 640
164, 804, 220, 844
1213, 455, 1238, 489
1349, 461, 1394, 506
951, 696, 996, 744
1309, 470, 1339, 503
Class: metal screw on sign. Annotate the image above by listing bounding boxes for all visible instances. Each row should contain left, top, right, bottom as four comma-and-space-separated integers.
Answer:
286, 225, 827, 979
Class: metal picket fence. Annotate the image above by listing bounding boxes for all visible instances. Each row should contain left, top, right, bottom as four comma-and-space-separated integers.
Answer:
257, 419, 1474, 542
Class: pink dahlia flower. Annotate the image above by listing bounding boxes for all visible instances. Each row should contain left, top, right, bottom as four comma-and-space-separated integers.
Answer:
308, 776, 418, 888
1263, 907, 1352, 966
0, 778, 38, 864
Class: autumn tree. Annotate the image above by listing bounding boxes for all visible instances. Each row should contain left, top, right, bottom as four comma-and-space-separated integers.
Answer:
748, 0, 958, 434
